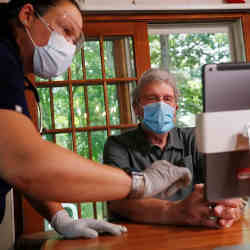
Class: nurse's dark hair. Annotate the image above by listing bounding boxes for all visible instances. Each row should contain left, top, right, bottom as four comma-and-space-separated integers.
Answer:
0, 0, 81, 37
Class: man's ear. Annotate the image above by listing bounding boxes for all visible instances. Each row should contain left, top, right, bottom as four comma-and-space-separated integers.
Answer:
175, 104, 179, 111
173, 104, 178, 121
18, 3, 36, 29
133, 103, 143, 120
133, 103, 139, 116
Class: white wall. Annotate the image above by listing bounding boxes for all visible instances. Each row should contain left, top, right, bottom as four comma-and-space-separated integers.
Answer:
82, 0, 250, 11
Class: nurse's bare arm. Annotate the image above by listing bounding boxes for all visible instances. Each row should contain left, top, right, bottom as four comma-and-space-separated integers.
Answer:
24, 195, 63, 222
0, 110, 131, 202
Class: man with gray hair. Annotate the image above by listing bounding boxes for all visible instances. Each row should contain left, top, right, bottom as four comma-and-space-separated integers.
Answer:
104, 68, 244, 228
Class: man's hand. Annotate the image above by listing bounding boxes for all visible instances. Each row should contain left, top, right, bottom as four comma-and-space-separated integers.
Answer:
51, 210, 127, 239
172, 184, 245, 228
213, 198, 246, 228
142, 160, 192, 198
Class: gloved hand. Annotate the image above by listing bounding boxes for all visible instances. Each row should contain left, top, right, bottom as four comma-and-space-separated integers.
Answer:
51, 209, 127, 239
143, 160, 192, 198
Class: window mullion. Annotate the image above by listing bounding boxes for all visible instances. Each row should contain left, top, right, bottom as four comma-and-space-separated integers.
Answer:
49, 87, 56, 143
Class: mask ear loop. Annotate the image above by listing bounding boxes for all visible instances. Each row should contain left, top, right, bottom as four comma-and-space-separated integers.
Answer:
24, 10, 53, 48
25, 26, 37, 47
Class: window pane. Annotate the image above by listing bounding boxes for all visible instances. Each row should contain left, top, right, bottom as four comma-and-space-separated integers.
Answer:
51, 71, 68, 81
81, 202, 94, 218
42, 133, 54, 142
91, 130, 107, 163
96, 202, 105, 219
108, 81, 137, 125
111, 129, 121, 136
128, 38, 136, 77
71, 50, 84, 80
84, 40, 102, 79
56, 133, 73, 151
36, 76, 47, 82
104, 36, 136, 78
80, 202, 105, 219
104, 39, 115, 78
88, 85, 106, 126
76, 132, 89, 158
53, 87, 71, 129
38, 88, 52, 130
149, 27, 233, 127
73, 86, 87, 128
107, 84, 120, 125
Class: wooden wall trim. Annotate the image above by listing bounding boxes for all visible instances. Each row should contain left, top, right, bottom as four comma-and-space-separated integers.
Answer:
86, 12, 247, 22
242, 15, 250, 61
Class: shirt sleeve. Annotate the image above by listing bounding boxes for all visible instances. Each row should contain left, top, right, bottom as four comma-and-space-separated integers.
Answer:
0, 42, 30, 117
103, 136, 133, 174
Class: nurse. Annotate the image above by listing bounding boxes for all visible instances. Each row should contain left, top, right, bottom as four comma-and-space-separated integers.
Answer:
0, 0, 192, 238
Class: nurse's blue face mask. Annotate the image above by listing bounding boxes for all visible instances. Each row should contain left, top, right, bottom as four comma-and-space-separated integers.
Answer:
142, 101, 175, 134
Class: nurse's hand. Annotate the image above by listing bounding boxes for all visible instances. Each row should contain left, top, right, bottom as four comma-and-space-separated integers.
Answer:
51, 209, 127, 238
143, 160, 192, 198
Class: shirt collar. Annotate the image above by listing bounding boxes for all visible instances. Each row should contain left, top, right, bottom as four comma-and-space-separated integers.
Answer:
135, 124, 184, 154
166, 127, 184, 150
132, 124, 152, 154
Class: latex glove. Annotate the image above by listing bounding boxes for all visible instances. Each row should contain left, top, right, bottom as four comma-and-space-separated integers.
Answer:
51, 209, 127, 239
143, 160, 192, 198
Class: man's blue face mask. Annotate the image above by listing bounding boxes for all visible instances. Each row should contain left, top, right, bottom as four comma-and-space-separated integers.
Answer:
142, 101, 175, 134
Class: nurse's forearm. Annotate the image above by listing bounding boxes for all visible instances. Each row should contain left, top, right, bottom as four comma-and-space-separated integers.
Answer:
22, 139, 132, 202
25, 196, 63, 222
0, 110, 131, 202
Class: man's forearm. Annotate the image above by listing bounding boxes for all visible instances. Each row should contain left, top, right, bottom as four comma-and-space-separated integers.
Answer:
109, 198, 183, 224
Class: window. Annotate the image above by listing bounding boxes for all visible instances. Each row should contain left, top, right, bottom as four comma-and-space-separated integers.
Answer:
37, 36, 136, 228
148, 21, 245, 127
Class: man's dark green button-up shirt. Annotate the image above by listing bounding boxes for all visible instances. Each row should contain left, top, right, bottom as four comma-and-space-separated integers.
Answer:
103, 125, 204, 201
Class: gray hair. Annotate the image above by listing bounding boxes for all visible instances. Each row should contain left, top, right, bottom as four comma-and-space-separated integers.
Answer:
132, 68, 180, 107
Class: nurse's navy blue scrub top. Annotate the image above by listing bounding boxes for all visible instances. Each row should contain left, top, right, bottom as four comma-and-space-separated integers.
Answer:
0, 36, 31, 223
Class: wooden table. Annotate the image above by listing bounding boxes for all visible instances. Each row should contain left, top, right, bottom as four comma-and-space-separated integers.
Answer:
18, 209, 250, 250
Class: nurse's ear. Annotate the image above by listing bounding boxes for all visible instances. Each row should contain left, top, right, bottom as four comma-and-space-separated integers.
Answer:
18, 3, 36, 29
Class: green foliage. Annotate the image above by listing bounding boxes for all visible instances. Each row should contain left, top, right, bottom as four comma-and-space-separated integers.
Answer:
81, 202, 106, 219
149, 32, 231, 126
84, 41, 102, 79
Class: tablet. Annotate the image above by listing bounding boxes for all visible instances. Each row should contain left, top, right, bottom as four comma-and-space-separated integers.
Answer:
199, 62, 250, 201
203, 63, 250, 112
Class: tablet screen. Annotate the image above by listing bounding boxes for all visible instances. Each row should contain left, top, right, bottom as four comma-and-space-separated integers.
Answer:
203, 63, 250, 112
